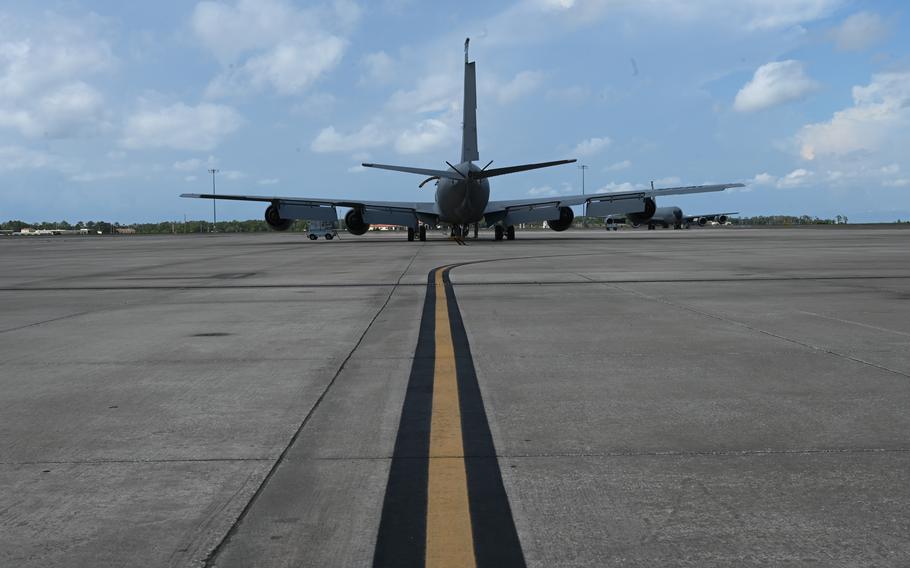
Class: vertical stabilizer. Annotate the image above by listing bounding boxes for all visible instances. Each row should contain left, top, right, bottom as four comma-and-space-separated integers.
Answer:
461, 38, 479, 163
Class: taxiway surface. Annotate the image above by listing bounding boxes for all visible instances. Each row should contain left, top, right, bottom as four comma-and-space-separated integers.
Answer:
2, 227, 909, 567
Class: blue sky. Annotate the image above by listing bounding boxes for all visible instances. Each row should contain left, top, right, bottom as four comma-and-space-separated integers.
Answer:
1, 0, 909, 223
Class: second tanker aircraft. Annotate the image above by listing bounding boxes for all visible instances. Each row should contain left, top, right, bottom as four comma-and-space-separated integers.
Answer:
182, 39, 744, 241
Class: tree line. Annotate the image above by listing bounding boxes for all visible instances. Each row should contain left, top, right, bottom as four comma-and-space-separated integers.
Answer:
2, 219, 310, 233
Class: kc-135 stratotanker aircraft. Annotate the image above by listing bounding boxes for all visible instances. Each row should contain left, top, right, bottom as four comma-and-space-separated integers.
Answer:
182, 39, 744, 241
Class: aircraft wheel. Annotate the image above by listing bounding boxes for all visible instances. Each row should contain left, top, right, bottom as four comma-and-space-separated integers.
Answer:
494, 225, 504, 241
473, 223, 479, 238
506, 225, 515, 240
325, 233, 334, 240
462, 225, 470, 238
419, 225, 427, 241
674, 223, 681, 230
308, 234, 317, 240
408, 227, 415, 241
648, 223, 655, 230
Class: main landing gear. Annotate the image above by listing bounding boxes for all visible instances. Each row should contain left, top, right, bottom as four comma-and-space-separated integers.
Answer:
408, 225, 427, 242
494, 225, 516, 241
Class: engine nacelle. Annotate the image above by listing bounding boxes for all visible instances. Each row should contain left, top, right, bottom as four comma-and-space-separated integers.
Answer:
547, 206, 575, 232
626, 197, 657, 226
696, 217, 708, 226
717, 215, 728, 224
265, 204, 292, 231
344, 209, 370, 235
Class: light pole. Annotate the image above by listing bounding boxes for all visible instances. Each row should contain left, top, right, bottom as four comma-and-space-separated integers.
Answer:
578, 164, 589, 228
208, 168, 219, 232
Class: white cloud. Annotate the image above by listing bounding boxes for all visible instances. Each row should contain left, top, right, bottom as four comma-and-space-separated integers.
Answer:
122, 102, 242, 151
883, 178, 910, 188
595, 181, 640, 194
70, 170, 128, 183
361, 51, 395, 85
395, 118, 453, 155
527, 184, 573, 196
734, 60, 819, 112
258, 178, 280, 185
605, 159, 631, 171
185, 175, 198, 182
222, 170, 244, 180
0, 146, 60, 172
492, 70, 544, 104
546, 85, 591, 104
776, 168, 813, 188
796, 72, 910, 161
194, 0, 353, 97
0, 14, 114, 139
571, 136, 611, 157
751, 172, 777, 185
310, 123, 388, 153
829, 12, 889, 51
388, 74, 458, 113
173, 158, 202, 171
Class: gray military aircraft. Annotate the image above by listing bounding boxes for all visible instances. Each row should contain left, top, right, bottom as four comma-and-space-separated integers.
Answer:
182, 39, 744, 241
605, 206, 738, 230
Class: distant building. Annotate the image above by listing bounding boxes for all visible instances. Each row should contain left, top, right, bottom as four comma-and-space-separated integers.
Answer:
115, 227, 136, 234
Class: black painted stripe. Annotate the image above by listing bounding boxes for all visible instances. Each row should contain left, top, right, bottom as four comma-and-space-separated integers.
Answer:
372, 269, 436, 567
443, 267, 526, 567
373, 265, 526, 567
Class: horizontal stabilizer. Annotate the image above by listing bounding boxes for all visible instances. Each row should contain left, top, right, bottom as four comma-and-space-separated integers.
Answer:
471, 159, 577, 180
361, 163, 461, 179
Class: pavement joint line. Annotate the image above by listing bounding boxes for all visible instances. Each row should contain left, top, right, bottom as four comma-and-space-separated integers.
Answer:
797, 310, 910, 338
2, 458, 275, 465
202, 243, 424, 568
243, 447, 910, 462
580, 275, 910, 380
2, 274, 909, 292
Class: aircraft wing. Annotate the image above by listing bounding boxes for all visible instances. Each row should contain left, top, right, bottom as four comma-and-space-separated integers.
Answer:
180, 193, 438, 226
482, 183, 744, 225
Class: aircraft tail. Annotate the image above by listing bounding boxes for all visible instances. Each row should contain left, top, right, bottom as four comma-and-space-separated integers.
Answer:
461, 38, 479, 163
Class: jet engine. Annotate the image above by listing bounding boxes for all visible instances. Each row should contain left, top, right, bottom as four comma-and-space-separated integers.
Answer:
695, 217, 708, 226
626, 197, 657, 226
547, 206, 575, 232
265, 204, 292, 231
344, 208, 370, 235
717, 215, 728, 224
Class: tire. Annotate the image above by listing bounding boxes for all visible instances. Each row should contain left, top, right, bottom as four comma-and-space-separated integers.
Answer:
308, 234, 317, 240
494, 225, 504, 241
419, 225, 427, 241
408, 227, 415, 241
506, 225, 515, 240
325, 233, 333, 240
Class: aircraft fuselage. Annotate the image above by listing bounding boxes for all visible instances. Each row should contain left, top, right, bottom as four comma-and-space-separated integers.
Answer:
435, 161, 490, 224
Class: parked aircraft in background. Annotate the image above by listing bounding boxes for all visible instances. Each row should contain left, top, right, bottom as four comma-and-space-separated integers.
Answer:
605, 207, 738, 230
182, 39, 744, 241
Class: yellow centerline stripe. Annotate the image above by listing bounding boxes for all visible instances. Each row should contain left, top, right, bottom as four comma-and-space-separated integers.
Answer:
426, 267, 476, 568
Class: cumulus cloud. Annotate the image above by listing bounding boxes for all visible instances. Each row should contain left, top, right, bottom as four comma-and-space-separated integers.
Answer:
776, 168, 813, 188
388, 74, 458, 113
258, 178, 279, 185
796, 72, 910, 161
310, 122, 388, 153
734, 60, 819, 112
0, 146, 61, 172
0, 14, 114, 139
193, 0, 355, 96
491, 70, 544, 104
571, 136, 611, 157
395, 118, 453, 155
829, 12, 889, 51
173, 158, 202, 171
361, 51, 395, 85
605, 159, 631, 171
121, 102, 242, 151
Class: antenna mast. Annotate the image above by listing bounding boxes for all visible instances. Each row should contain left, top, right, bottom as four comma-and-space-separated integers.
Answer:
465, 37, 469, 63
